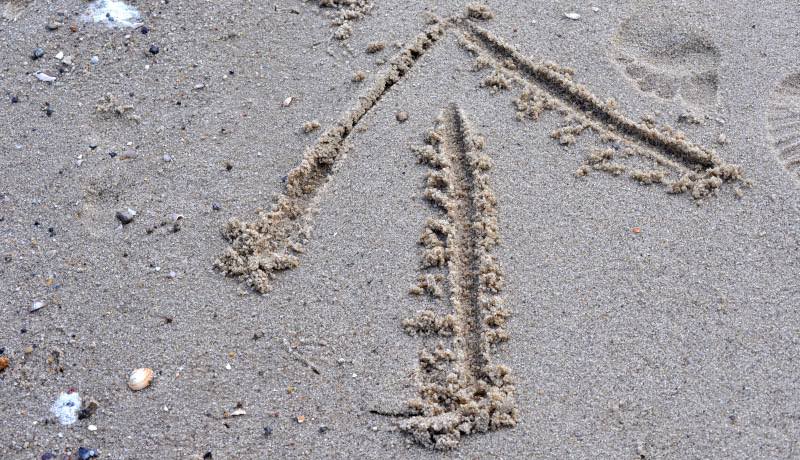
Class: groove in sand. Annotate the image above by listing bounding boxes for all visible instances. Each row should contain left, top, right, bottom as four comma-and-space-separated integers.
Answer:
456, 19, 745, 198
216, 23, 446, 293
401, 105, 516, 449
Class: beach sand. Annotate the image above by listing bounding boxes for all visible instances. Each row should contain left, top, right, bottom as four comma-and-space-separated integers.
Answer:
1, 0, 798, 458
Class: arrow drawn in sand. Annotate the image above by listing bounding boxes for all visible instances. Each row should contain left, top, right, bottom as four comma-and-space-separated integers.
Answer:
215, 6, 746, 448
216, 10, 744, 294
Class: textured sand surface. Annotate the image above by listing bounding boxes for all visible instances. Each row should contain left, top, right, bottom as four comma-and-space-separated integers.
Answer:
1, 1, 798, 458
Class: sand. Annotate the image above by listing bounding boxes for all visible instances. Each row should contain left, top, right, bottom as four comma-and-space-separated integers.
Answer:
1, 0, 798, 458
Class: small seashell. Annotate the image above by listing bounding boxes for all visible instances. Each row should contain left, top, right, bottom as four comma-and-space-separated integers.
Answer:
128, 368, 153, 391
565, 12, 581, 20
282, 96, 293, 107
35, 72, 57, 82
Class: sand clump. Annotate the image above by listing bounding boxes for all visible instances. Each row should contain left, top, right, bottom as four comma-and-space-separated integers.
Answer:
316, 0, 374, 40
401, 105, 517, 449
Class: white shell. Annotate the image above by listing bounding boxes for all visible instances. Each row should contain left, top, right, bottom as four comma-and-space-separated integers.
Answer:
128, 368, 153, 391
35, 72, 57, 82
565, 12, 581, 20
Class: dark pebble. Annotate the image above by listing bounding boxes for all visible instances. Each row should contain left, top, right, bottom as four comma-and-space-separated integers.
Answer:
211, 202, 221, 211
203, 453, 213, 460
116, 210, 135, 225
40, 453, 56, 460
32, 48, 45, 59
89, 143, 98, 150
77, 447, 99, 460
78, 400, 98, 420
318, 425, 330, 433
10, 95, 18, 104
149, 44, 160, 55
140, 26, 149, 34
108, 151, 117, 158
263, 426, 273, 437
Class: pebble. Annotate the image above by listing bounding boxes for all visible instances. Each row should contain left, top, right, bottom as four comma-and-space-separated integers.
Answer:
211, 202, 221, 211
55, 51, 64, 60
77, 447, 99, 460
565, 12, 581, 20
62, 56, 73, 66
140, 26, 149, 34
87, 424, 97, 431
318, 425, 330, 433
263, 426, 273, 437
32, 47, 45, 59
149, 44, 160, 55
46, 21, 61, 31
115, 208, 136, 225
10, 95, 19, 103
282, 96, 293, 107
90, 56, 100, 65
30, 301, 46, 313
396, 111, 408, 123
591, 6, 600, 12
0, 356, 9, 372
163, 154, 173, 162
35, 72, 57, 82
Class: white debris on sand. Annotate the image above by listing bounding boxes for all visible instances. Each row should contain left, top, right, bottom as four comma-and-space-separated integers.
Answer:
50, 391, 82, 425
84, 0, 142, 28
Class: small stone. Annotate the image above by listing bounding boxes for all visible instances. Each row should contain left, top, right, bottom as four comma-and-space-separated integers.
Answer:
10, 95, 19, 104
62, 56, 73, 66
592, 6, 600, 12
140, 26, 150, 34
211, 202, 221, 211
296, 415, 305, 424
116, 208, 136, 225
282, 96, 293, 107
263, 426, 273, 437
0, 356, 9, 372
90, 56, 100, 65
396, 111, 408, 123
46, 22, 61, 31
76, 447, 98, 460
149, 44, 160, 55
78, 400, 98, 420
33, 48, 45, 59
87, 424, 97, 431
55, 51, 64, 60
35, 72, 56, 82
163, 154, 173, 162
565, 12, 581, 20
318, 425, 329, 433
30, 301, 45, 312
717, 133, 728, 145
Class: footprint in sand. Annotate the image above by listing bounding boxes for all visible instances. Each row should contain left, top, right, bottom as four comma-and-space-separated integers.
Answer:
611, 11, 720, 108
767, 73, 800, 183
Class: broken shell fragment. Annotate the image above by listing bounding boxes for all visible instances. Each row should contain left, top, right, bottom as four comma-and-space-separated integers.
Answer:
128, 368, 153, 391
35, 72, 57, 82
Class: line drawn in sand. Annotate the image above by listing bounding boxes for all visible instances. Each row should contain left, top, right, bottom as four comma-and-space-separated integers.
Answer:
216, 6, 746, 448
767, 73, 800, 183
400, 105, 517, 449
610, 9, 720, 108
